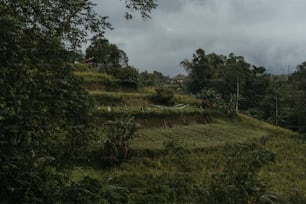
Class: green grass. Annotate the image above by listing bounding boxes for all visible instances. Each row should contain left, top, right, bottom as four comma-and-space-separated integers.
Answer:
174, 94, 201, 106
134, 117, 271, 150
90, 91, 151, 106
74, 71, 114, 83
94, 106, 212, 127
89, 90, 151, 96
70, 114, 306, 202
89, 90, 201, 106
260, 134, 306, 195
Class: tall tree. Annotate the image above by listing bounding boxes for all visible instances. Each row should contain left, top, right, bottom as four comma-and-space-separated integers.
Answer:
223, 54, 251, 112
181, 49, 213, 93
85, 37, 129, 71
0, 0, 157, 202
286, 62, 306, 133
181, 49, 270, 115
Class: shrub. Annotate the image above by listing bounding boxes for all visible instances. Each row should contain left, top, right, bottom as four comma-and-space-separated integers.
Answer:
101, 116, 139, 167
208, 142, 276, 204
150, 87, 175, 106
197, 88, 223, 109
223, 94, 237, 118
64, 176, 129, 203
162, 140, 197, 172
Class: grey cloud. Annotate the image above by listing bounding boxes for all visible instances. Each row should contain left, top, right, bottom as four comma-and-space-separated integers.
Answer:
91, 0, 306, 76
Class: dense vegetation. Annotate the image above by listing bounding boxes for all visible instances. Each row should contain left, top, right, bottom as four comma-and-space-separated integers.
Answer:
0, 0, 156, 202
1, 0, 305, 203
181, 49, 306, 135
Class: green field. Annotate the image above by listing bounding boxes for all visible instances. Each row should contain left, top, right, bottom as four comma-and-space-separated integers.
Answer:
135, 117, 272, 150
71, 114, 306, 203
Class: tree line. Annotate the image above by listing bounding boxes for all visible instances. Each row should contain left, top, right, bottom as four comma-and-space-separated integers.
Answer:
181, 48, 306, 135
79, 39, 306, 134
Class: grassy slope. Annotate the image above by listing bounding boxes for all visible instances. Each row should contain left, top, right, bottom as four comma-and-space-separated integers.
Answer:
71, 72, 305, 201
71, 114, 306, 200
135, 117, 270, 150
89, 90, 201, 106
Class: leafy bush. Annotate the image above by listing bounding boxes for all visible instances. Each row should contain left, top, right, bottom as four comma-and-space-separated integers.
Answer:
208, 142, 276, 204
150, 87, 175, 105
0, 154, 70, 203
111, 66, 140, 90
162, 140, 197, 172
197, 88, 223, 109
64, 176, 130, 203
0, 64, 96, 202
101, 116, 139, 167
223, 94, 238, 118
286, 190, 306, 204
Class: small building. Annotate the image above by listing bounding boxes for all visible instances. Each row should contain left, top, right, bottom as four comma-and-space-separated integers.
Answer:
171, 74, 186, 83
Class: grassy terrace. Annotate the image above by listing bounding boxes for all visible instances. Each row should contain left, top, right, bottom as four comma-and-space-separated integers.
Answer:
71, 114, 306, 201
134, 116, 277, 150
94, 106, 212, 127
89, 90, 202, 106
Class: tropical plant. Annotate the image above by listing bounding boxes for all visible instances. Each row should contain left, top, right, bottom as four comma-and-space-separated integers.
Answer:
223, 94, 238, 118
101, 116, 139, 167
197, 88, 223, 109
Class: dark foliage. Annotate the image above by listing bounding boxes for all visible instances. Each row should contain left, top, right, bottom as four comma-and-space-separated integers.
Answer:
208, 142, 276, 204
150, 87, 175, 105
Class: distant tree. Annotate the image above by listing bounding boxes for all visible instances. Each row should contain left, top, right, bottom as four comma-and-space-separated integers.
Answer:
85, 37, 129, 71
139, 70, 166, 87
286, 62, 306, 133
223, 54, 251, 112
113, 66, 140, 89
181, 49, 270, 114
180, 49, 213, 93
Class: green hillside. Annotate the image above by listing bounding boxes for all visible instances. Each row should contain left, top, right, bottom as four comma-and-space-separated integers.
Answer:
4, 1, 306, 203
71, 113, 306, 203
69, 71, 306, 203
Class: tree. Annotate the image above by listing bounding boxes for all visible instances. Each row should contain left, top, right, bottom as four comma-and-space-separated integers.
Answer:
85, 37, 129, 71
139, 70, 166, 87
222, 54, 251, 112
181, 49, 270, 116
180, 49, 213, 93
285, 62, 306, 133
0, 0, 157, 202
112, 66, 140, 89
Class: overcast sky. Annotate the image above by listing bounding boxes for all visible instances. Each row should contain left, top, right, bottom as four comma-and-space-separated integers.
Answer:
93, 0, 306, 76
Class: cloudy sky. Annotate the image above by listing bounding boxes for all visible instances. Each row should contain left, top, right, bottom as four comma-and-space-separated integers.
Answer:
93, 0, 306, 76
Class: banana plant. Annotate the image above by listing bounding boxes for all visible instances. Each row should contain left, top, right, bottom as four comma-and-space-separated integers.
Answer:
102, 116, 139, 167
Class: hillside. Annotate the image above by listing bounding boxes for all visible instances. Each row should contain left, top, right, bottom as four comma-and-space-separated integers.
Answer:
67, 71, 306, 203
71, 112, 306, 203
4, 2, 306, 203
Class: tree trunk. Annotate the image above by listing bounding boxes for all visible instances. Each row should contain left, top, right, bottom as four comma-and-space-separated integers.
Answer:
236, 77, 239, 113
275, 94, 278, 125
